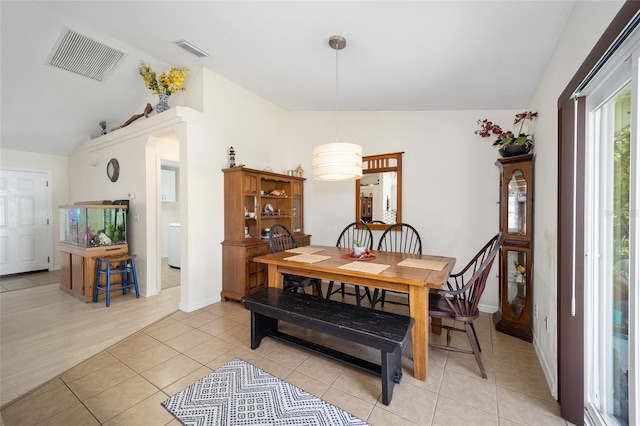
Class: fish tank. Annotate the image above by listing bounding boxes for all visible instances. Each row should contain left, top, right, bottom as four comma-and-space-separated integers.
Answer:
59, 202, 127, 247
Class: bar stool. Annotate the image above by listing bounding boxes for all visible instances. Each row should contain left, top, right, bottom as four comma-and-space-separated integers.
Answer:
93, 254, 139, 307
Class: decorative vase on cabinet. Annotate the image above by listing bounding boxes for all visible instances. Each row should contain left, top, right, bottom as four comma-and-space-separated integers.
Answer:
492, 153, 534, 342
221, 167, 310, 301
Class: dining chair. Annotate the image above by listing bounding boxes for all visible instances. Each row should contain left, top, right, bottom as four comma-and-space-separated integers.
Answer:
326, 222, 374, 306
371, 222, 422, 308
268, 224, 323, 296
428, 232, 504, 379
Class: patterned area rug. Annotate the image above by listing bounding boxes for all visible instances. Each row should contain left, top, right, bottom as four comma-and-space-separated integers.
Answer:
162, 358, 369, 425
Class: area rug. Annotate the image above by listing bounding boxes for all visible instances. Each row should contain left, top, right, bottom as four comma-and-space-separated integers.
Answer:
162, 358, 369, 425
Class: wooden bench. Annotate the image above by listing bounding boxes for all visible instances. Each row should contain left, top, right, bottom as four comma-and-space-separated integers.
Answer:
241, 287, 414, 405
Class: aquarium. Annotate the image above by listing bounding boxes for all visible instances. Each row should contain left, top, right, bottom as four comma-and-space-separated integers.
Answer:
59, 202, 127, 247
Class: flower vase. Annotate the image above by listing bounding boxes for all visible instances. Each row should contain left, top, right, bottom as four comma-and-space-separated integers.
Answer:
499, 145, 530, 158
156, 93, 170, 113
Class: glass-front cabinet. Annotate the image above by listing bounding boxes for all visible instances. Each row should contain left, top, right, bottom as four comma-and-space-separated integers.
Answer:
504, 248, 531, 319
493, 154, 534, 342
221, 167, 310, 301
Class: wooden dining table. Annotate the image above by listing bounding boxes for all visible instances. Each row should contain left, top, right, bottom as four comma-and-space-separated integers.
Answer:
253, 245, 455, 381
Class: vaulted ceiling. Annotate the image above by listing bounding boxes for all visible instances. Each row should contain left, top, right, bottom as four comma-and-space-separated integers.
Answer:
0, 1, 576, 156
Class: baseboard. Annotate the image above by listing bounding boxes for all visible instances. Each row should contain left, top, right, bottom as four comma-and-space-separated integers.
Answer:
179, 295, 220, 312
478, 303, 498, 314
534, 337, 557, 399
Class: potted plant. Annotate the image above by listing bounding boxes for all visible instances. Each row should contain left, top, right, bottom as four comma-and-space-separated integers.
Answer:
353, 240, 366, 257
475, 111, 538, 157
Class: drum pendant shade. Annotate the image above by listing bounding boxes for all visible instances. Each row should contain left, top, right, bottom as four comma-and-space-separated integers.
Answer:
313, 36, 362, 181
312, 143, 362, 181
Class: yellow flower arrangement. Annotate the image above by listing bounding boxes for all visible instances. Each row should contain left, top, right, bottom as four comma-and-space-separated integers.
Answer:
139, 61, 188, 96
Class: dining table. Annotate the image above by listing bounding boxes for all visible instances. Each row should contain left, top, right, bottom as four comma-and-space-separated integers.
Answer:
253, 245, 456, 381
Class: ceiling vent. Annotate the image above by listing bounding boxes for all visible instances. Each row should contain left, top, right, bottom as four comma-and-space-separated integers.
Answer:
175, 39, 209, 58
47, 28, 127, 81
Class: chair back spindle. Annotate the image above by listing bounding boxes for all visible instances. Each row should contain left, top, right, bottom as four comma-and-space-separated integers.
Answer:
337, 222, 374, 250
377, 223, 422, 254
269, 224, 298, 253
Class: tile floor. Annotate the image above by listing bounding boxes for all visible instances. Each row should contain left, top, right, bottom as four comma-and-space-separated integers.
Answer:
0, 270, 60, 293
0, 285, 567, 426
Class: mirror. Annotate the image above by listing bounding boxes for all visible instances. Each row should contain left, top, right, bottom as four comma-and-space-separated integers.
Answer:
355, 152, 403, 231
507, 170, 527, 236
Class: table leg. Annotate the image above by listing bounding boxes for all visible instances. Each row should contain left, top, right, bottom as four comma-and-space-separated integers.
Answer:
409, 286, 428, 380
268, 265, 283, 289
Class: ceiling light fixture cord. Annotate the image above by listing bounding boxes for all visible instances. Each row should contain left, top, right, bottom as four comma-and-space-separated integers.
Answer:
335, 44, 339, 143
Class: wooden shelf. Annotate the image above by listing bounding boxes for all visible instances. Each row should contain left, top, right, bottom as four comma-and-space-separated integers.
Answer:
221, 167, 309, 301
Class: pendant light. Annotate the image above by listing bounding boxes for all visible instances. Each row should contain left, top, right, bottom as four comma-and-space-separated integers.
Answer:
312, 35, 362, 181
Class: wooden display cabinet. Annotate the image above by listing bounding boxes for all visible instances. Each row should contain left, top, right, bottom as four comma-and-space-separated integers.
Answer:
492, 154, 534, 342
221, 167, 310, 301
59, 244, 129, 302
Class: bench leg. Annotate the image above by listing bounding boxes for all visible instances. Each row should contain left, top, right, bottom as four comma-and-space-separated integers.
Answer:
250, 312, 278, 349
380, 346, 403, 405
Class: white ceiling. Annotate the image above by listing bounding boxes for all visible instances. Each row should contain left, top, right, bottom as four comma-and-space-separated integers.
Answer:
0, 1, 576, 156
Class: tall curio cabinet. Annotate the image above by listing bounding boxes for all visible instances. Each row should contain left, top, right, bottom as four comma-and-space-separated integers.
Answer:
221, 167, 310, 301
492, 154, 534, 342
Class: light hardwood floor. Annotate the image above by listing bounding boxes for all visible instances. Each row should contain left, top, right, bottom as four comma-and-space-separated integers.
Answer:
1, 280, 568, 425
0, 280, 180, 408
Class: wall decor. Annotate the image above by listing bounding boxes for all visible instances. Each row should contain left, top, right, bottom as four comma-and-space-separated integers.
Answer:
106, 158, 120, 182
112, 103, 153, 131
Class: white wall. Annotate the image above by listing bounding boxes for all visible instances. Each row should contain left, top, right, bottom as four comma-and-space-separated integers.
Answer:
0, 148, 70, 270
201, 69, 289, 172
162, 69, 289, 311
527, 1, 625, 397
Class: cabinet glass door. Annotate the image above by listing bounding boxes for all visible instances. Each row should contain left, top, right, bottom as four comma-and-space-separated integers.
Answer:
292, 198, 302, 233
244, 195, 258, 238
507, 170, 528, 236
505, 249, 528, 318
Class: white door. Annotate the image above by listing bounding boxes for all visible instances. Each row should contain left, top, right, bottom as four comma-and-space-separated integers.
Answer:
0, 169, 50, 275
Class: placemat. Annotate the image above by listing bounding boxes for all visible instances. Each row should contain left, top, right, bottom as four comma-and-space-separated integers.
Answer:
284, 254, 331, 264
285, 246, 325, 254
397, 258, 448, 271
338, 262, 390, 275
